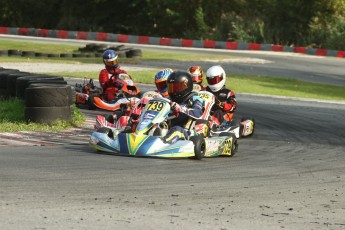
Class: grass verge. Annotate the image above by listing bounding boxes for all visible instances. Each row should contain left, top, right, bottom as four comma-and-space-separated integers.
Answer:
55, 70, 345, 101
0, 98, 85, 132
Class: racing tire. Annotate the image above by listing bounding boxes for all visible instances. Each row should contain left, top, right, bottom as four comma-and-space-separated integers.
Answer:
96, 127, 114, 139
24, 106, 71, 123
16, 75, 65, 99
22, 51, 35, 57
24, 85, 71, 107
35, 52, 49, 57
0, 69, 21, 89
88, 94, 97, 110
190, 135, 206, 160
241, 117, 255, 137
6, 72, 32, 97
8, 49, 22, 56
60, 53, 73, 58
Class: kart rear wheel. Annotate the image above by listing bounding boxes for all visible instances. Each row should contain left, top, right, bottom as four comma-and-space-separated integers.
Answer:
96, 127, 114, 139
88, 94, 97, 110
241, 117, 255, 137
190, 135, 206, 160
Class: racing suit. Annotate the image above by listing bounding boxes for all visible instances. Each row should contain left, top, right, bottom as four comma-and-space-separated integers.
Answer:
206, 86, 237, 125
99, 67, 128, 101
162, 92, 204, 144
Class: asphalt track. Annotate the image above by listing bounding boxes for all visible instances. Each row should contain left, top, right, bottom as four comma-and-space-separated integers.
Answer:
1, 38, 345, 229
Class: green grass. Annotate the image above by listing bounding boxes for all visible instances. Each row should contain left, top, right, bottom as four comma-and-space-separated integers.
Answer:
0, 98, 85, 132
0, 40, 79, 54
53, 70, 345, 101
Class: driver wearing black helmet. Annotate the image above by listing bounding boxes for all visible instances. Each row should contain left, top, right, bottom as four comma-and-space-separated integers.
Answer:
162, 70, 204, 144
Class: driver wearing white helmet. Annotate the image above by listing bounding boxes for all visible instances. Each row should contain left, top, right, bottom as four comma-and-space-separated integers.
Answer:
205, 65, 237, 126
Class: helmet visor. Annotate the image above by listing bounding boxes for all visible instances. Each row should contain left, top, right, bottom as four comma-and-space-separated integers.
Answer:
207, 75, 223, 85
155, 81, 167, 92
168, 81, 188, 94
104, 59, 118, 67
192, 75, 201, 83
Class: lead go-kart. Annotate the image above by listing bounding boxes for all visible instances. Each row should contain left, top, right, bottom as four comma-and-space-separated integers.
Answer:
94, 91, 163, 133
89, 92, 240, 159
94, 90, 255, 140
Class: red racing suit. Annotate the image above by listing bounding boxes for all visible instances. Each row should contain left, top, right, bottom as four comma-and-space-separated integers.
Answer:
206, 86, 237, 125
99, 68, 128, 101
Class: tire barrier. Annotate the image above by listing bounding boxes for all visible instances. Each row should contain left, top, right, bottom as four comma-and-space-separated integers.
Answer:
0, 69, 21, 98
0, 44, 142, 59
24, 106, 71, 123
0, 67, 76, 124
16, 75, 65, 99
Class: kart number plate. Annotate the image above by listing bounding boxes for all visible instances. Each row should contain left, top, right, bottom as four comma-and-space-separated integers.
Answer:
221, 139, 233, 156
147, 101, 164, 112
199, 92, 213, 102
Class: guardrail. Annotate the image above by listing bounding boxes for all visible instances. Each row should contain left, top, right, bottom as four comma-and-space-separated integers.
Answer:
1, 26, 344, 58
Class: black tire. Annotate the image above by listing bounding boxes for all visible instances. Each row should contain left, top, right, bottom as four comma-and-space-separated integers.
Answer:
96, 127, 114, 139
72, 53, 87, 58
85, 43, 98, 52
22, 51, 36, 57
0, 69, 21, 89
126, 49, 142, 58
16, 75, 65, 99
88, 94, 97, 110
60, 53, 73, 58
189, 135, 206, 160
47, 53, 61, 58
6, 72, 32, 97
25, 85, 71, 107
0, 88, 8, 98
24, 106, 71, 123
35, 52, 49, 57
8, 49, 22, 56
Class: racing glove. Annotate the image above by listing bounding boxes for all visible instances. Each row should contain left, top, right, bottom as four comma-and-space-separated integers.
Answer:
171, 102, 187, 116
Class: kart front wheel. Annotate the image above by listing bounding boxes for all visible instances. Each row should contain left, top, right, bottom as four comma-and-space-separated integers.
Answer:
190, 136, 206, 160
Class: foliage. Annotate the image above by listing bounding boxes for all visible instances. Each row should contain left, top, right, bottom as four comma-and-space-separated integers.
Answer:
0, 0, 344, 49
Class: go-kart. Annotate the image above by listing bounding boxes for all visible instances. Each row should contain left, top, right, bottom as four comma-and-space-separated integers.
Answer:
195, 91, 255, 139
92, 73, 141, 111
76, 74, 142, 111
89, 96, 238, 159
75, 78, 103, 109
94, 91, 163, 133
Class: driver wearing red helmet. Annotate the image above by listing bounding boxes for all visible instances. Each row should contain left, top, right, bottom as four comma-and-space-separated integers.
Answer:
99, 49, 128, 101
187, 65, 206, 91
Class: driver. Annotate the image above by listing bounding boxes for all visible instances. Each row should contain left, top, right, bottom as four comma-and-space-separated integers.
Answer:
205, 65, 237, 126
154, 68, 173, 98
187, 65, 206, 91
99, 49, 128, 101
162, 70, 204, 144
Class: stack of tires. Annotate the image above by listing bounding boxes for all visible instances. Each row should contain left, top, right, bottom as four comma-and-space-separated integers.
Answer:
0, 68, 75, 124
0, 68, 21, 98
